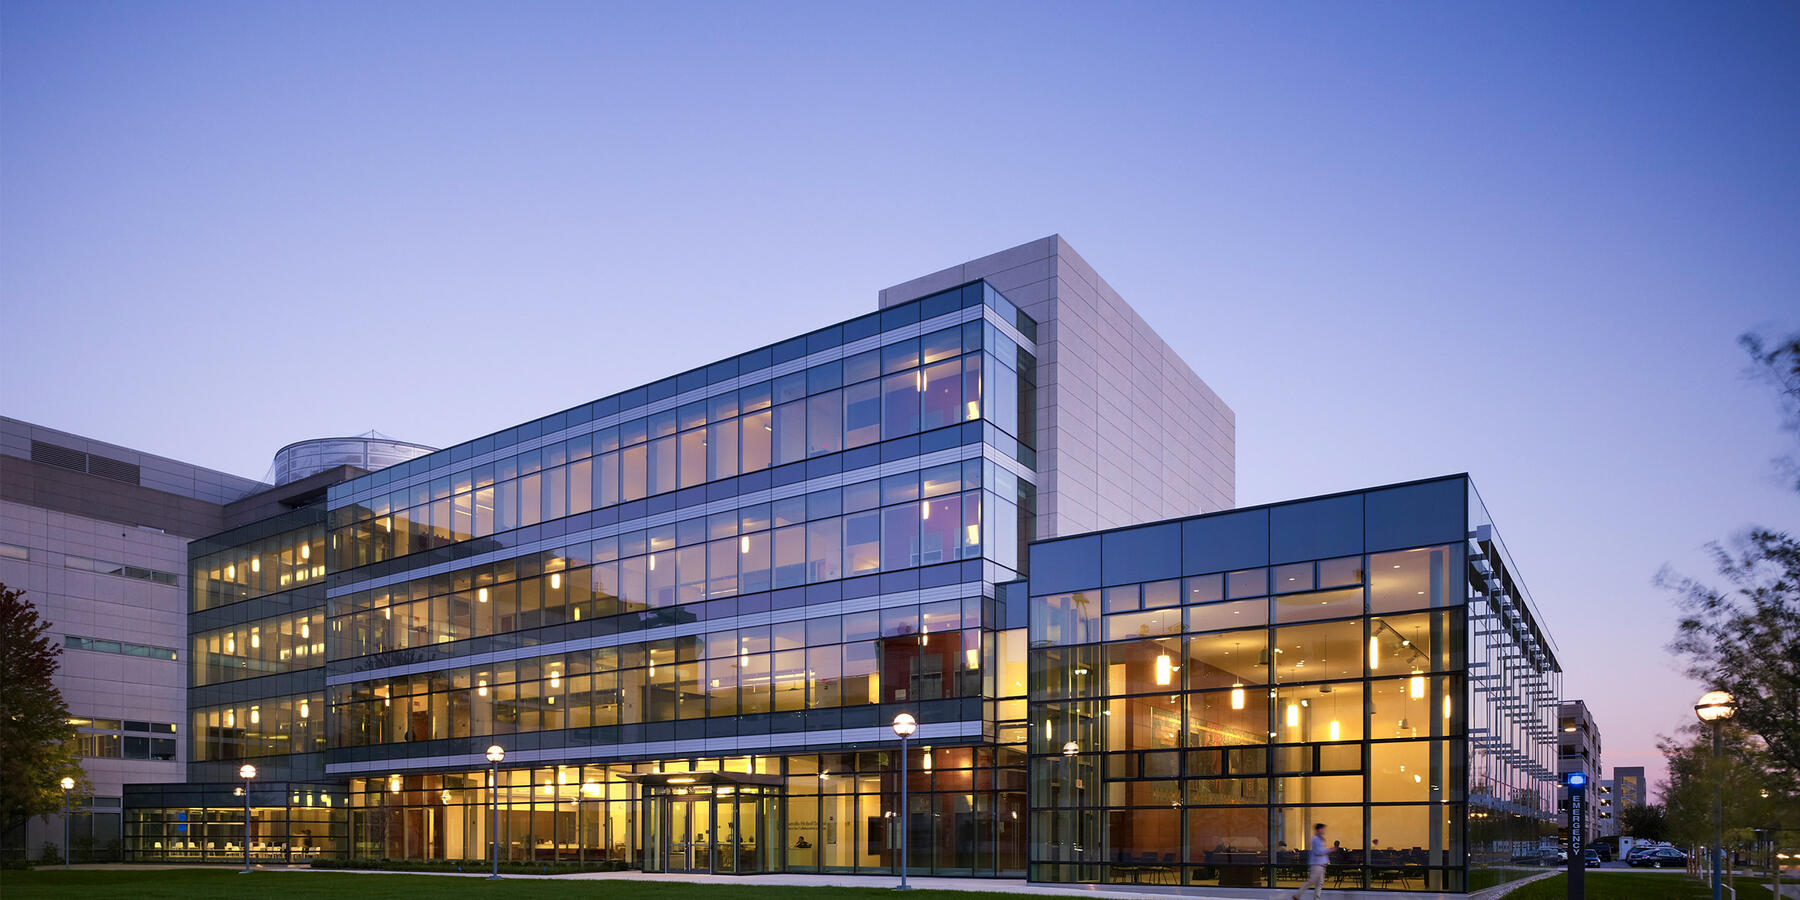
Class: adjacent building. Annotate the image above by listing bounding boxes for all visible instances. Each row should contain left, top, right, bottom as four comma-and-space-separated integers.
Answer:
1594, 778, 1618, 837
1612, 765, 1647, 833
1557, 699, 1603, 847
0, 422, 431, 862
7, 235, 1560, 891
0, 418, 262, 859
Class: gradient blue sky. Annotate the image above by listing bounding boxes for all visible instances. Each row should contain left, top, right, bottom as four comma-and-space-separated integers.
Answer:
4, 2, 1797, 791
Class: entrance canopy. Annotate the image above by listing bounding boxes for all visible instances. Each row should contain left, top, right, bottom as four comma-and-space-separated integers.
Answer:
619, 772, 784, 789
631, 771, 784, 875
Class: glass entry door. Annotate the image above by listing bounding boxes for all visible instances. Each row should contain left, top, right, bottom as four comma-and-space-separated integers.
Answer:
667, 798, 712, 873
641, 780, 781, 875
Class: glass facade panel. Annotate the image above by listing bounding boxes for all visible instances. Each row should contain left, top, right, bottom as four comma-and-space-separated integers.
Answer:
1025, 480, 1552, 892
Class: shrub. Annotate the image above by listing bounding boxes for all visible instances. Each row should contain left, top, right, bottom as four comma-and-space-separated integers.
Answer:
308, 857, 634, 874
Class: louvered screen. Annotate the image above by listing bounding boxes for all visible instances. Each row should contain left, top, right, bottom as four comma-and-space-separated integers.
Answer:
30, 440, 87, 473
86, 454, 141, 485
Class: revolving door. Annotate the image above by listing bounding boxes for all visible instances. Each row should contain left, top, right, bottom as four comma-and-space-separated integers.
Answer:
634, 772, 783, 875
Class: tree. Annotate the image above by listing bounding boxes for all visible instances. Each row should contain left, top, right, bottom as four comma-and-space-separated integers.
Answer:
1662, 532, 1800, 775
1661, 329, 1800, 775
1656, 721, 1799, 853
0, 585, 84, 836
1619, 803, 1667, 842
1741, 332, 1800, 493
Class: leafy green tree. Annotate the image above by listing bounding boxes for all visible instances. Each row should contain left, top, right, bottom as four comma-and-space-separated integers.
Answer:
1661, 329, 1800, 775
0, 585, 85, 836
1657, 721, 1798, 853
1619, 803, 1667, 842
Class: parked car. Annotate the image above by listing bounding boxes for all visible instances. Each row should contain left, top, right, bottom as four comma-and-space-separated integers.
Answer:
1582, 849, 1602, 866
1629, 847, 1689, 868
1585, 842, 1612, 862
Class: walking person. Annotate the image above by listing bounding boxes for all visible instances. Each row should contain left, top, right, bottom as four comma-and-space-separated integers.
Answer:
1292, 823, 1329, 900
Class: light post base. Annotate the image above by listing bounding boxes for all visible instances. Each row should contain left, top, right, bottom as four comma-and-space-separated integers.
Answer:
487, 874, 503, 880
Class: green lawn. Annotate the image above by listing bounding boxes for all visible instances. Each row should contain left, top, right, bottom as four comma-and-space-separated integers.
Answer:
0, 868, 1012, 900
12, 868, 1789, 899
1501, 871, 1779, 900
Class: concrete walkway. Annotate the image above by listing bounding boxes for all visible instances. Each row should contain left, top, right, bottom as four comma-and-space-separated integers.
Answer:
264, 865, 1503, 900
35, 863, 1560, 900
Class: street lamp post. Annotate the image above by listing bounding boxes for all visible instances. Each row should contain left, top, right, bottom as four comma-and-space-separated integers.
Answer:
486, 745, 505, 880
1695, 691, 1737, 900
60, 777, 74, 870
238, 764, 257, 874
891, 713, 917, 891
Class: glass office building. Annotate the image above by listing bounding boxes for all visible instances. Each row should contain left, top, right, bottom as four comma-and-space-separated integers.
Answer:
130, 279, 1047, 874
1024, 475, 1559, 891
126, 490, 350, 862
123, 239, 1556, 891
317, 280, 1038, 875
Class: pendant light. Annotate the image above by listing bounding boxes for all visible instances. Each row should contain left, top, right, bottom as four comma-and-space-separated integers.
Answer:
1230, 641, 1245, 709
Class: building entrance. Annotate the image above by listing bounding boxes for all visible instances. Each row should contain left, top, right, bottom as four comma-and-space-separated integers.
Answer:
632, 772, 783, 875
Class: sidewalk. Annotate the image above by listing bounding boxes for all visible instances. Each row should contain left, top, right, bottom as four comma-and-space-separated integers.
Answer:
271, 865, 1531, 900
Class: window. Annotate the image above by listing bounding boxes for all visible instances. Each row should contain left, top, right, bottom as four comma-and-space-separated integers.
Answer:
65, 555, 178, 586
77, 733, 121, 759
881, 371, 921, 439
74, 719, 178, 760
843, 511, 880, 575
1370, 546, 1459, 613
844, 381, 881, 448
66, 635, 178, 662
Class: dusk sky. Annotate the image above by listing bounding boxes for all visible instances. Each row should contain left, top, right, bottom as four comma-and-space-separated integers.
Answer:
4, 2, 1796, 792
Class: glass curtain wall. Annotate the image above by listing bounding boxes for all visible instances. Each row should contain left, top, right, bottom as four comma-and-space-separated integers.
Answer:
330, 599, 986, 749
328, 459, 992, 660
191, 523, 326, 612
1029, 545, 1468, 891
304, 282, 1038, 875
124, 783, 346, 862
342, 752, 1026, 875
328, 300, 1035, 577
193, 610, 325, 685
